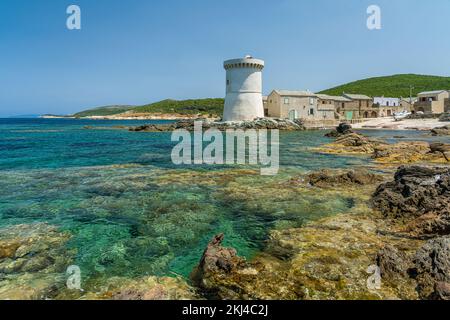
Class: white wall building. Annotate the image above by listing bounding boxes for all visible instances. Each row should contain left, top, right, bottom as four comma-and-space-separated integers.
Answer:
373, 97, 400, 107
223, 56, 265, 121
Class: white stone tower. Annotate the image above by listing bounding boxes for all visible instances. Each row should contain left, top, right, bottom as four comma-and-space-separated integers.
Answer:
223, 55, 265, 121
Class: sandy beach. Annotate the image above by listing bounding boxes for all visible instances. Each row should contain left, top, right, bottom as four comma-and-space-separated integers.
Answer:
352, 117, 447, 130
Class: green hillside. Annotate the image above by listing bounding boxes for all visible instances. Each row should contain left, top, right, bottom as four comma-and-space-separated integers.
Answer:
319, 74, 450, 97
132, 98, 224, 116
73, 105, 135, 117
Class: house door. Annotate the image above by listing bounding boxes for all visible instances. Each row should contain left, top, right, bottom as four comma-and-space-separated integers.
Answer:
345, 111, 353, 121
288, 110, 298, 121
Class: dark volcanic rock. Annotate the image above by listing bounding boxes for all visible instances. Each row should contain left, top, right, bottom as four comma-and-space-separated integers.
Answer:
411, 237, 450, 300
376, 245, 409, 279
431, 282, 450, 300
325, 123, 353, 137
372, 166, 450, 237
305, 169, 384, 188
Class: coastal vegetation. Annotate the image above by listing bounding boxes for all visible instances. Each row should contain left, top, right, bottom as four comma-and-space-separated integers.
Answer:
319, 74, 450, 97
73, 105, 135, 117
133, 98, 224, 116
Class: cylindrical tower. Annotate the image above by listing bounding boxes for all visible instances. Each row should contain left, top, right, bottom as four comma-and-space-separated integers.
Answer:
223, 55, 265, 121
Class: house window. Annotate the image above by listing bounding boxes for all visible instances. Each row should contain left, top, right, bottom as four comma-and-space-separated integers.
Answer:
284, 98, 290, 104
226, 80, 230, 85
386, 101, 389, 106
309, 98, 315, 105
309, 108, 315, 116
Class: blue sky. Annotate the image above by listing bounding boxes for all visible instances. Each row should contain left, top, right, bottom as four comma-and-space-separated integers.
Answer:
1, 0, 449, 116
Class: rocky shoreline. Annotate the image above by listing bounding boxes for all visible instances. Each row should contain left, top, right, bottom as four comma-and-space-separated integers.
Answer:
187, 164, 450, 300
315, 123, 450, 164
128, 118, 307, 132
1, 124, 449, 300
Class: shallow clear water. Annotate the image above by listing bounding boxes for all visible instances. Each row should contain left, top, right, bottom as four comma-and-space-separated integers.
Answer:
0, 119, 445, 281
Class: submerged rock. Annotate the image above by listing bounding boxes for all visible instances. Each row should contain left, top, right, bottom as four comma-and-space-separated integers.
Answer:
305, 169, 384, 188
372, 166, 450, 237
412, 237, 450, 300
0, 223, 73, 300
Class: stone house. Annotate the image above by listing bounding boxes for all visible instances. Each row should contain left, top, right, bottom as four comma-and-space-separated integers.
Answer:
316, 94, 352, 120
266, 90, 336, 121
414, 90, 450, 114
341, 94, 375, 120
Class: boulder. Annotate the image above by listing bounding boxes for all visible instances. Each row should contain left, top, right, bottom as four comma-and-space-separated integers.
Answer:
376, 245, 410, 279
191, 234, 249, 299
372, 166, 450, 237
325, 123, 353, 138
411, 237, 450, 300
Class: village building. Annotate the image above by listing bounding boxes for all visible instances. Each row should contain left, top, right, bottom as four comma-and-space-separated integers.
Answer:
266, 90, 336, 122
414, 90, 449, 114
399, 97, 417, 112
340, 93, 375, 120
316, 94, 352, 120
373, 97, 402, 116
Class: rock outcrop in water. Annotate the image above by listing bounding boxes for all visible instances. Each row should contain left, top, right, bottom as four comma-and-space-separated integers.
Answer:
129, 118, 306, 132
319, 128, 387, 155
324, 123, 353, 138
431, 125, 450, 136
304, 169, 384, 188
318, 125, 450, 164
372, 165, 450, 237
191, 233, 251, 299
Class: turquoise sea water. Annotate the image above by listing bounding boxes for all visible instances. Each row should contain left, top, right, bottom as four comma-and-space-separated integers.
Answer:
0, 119, 444, 283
